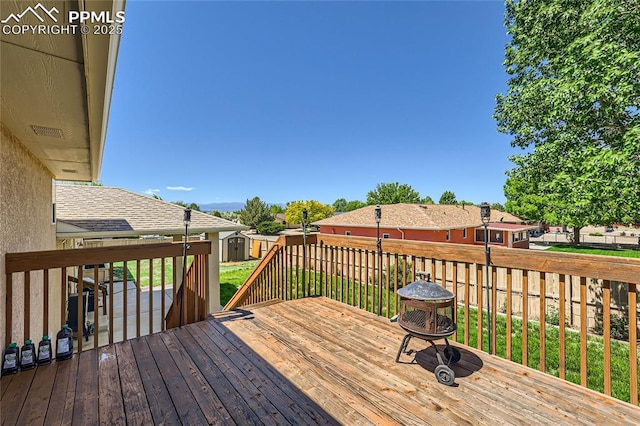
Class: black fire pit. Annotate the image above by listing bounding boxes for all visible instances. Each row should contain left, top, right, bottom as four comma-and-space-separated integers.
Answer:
395, 273, 461, 386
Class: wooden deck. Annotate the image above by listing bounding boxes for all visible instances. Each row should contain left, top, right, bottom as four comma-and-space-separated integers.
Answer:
2, 297, 640, 425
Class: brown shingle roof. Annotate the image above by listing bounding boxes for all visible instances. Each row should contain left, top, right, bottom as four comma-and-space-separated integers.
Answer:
56, 184, 247, 237
313, 204, 524, 230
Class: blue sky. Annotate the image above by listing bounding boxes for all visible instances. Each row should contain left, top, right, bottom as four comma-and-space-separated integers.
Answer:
102, 0, 519, 206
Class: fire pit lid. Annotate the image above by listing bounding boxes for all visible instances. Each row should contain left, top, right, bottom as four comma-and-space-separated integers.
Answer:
397, 278, 454, 301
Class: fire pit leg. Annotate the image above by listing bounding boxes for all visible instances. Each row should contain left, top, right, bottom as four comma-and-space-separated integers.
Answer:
395, 334, 412, 362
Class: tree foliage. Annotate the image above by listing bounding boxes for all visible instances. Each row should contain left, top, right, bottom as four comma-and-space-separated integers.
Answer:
345, 200, 367, 212
173, 201, 201, 212
285, 200, 335, 224
239, 197, 273, 228
421, 196, 435, 205
438, 191, 457, 205
256, 221, 285, 235
490, 202, 506, 212
495, 0, 640, 238
366, 182, 421, 205
333, 198, 347, 212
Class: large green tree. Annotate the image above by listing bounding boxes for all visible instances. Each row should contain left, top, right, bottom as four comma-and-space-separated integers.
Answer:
239, 197, 273, 228
495, 0, 640, 243
366, 182, 421, 205
345, 200, 367, 212
285, 200, 334, 224
333, 198, 348, 212
438, 191, 457, 205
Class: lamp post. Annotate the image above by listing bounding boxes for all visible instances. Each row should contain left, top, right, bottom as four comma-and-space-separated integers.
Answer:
179, 208, 191, 327
375, 205, 382, 314
480, 202, 491, 353
302, 208, 308, 296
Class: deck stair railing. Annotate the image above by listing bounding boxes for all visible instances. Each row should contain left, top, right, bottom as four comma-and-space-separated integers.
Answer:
4, 241, 211, 353
165, 253, 209, 329
225, 233, 640, 406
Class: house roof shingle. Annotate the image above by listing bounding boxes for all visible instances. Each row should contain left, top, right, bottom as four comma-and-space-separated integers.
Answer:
313, 203, 525, 230
55, 184, 247, 238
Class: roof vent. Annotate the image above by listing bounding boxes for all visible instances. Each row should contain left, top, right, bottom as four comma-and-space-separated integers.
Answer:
61, 169, 77, 174
31, 125, 63, 139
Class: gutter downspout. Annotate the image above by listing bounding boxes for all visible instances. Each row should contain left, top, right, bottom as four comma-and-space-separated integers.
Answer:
396, 228, 405, 240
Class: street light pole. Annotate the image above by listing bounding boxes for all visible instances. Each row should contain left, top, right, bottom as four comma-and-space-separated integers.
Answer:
480, 202, 491, 354
179, 208, 191, 327
375, 205, 382, 315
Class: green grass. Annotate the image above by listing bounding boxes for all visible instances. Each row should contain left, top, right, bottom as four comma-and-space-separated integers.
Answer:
455, 306, 640, 404
546, 245, 640, 258
220, 260, 260, 305
112, 257, 193, 288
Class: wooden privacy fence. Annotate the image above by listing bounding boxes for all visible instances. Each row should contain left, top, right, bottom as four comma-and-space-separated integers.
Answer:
4, 241, 211, 353
226, 233, 640, 405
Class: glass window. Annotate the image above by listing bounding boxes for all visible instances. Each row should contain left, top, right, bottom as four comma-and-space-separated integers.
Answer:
446, 230, 450, 241
383, 233, 390, 239
463, 228, 467, 239
345, 231, 351, 236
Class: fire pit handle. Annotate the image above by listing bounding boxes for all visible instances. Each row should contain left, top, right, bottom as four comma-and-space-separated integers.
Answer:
416, 271, 431, 281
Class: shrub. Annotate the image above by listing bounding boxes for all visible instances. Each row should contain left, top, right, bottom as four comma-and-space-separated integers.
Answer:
589, 232, 603, 237
593, 313, 629, 341
620, 231, 626, 236
256, 221, 285, 235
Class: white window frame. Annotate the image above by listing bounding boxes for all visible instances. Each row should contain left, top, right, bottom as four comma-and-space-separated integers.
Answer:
382, 233, 390, 239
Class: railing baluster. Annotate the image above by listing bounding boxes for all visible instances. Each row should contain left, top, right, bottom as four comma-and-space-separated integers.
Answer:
149, 258, 154, 335
539, 272, 546, 371
123, 260, 128, 341
77, 266, 83, 352
476, 267, 483, 351
43, 269, 49, 339
94, 265, 99, 349
506, 268, 512, 360
464, 263, 470, 346
109, 263, 115, 343
559, 274, 566, 380
629, 283, 638, 405
522, 270, 529, 366
136, 260, 141, 338
6, 273, 13, 345
24, 271, 30, 343
491, 266, 497, 354
452, 262, 457, 342
160, 258, 165, 332
61, 267, 67, 326
603, 279, 611, 396
385, 253, 391, 317
580, 276, 587, 387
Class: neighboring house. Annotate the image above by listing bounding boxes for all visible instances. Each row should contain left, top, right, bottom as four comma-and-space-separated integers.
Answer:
0, 1, 125, 349
55, 184, 248, 308
313, 204, 536, 249
219, 231, 251, 262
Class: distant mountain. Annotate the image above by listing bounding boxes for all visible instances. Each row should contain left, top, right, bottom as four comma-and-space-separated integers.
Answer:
199, 202, 245, 212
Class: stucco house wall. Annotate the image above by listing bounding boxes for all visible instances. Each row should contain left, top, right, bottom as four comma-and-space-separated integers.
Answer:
1, 126, 60, 349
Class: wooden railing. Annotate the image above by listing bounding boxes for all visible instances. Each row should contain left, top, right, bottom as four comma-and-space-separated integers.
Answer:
165, 253, 209, 329
4, 241, 211, 353
226, 233, 640, 405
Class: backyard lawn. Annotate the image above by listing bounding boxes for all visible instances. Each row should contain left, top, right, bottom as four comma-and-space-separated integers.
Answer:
546, 244, 640, 258
220, 260, 259, 305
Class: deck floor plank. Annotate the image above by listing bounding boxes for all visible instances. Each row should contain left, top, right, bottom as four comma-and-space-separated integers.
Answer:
15, 363, 57, 425
2, 297, 640, 425
282, 300, 563, 424
173, 326, 262, 426
187, 321, 294, 425
129, 336, 181, 425
0, 374, 14, 398
206, 318, 340, 426
97, 345, 126, 425
113, 340, 153, 424
72, 349, 99, 425
159, 330, 235, 425
198, 319, 338, 426
252, 300, 480, 425
0, 368, 36, 425
144, 332, 209, 425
